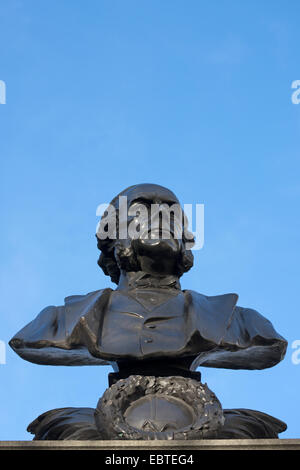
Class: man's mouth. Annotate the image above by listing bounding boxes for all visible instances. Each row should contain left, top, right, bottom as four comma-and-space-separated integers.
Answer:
135, 233, 181, 255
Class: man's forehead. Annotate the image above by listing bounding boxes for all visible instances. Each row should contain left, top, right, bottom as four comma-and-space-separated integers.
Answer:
112, 184, 180, 206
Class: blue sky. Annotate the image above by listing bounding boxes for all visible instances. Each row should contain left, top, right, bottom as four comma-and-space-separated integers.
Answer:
0, 0, 300, 439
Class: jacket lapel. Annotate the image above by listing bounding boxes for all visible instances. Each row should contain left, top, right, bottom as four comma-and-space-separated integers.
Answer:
187, 290, 239, 345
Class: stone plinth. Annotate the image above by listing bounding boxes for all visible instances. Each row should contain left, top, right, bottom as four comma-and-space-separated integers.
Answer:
0, 439, 299, 450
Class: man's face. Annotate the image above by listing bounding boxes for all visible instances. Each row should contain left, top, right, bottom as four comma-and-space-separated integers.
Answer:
114, 184, 186, 275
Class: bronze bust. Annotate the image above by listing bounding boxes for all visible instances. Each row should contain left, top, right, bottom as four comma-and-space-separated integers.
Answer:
9, 184, 288, 440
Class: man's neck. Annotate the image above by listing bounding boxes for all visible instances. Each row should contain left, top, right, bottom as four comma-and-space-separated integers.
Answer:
117, 271, 181, 291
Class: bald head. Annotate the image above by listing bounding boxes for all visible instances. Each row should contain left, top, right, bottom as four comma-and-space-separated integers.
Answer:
110, 183, 180, 210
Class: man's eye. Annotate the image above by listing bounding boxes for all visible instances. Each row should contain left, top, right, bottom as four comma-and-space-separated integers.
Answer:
129, 203, 150, 214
